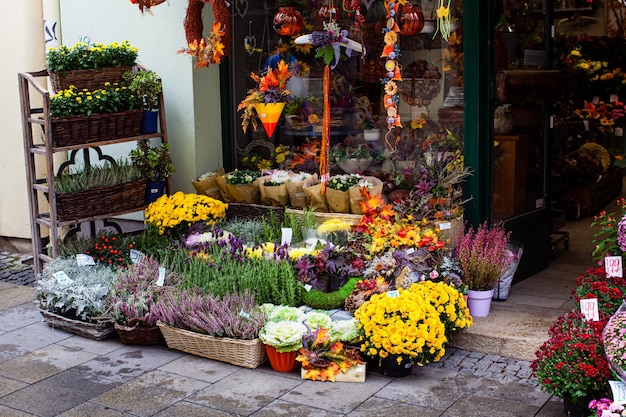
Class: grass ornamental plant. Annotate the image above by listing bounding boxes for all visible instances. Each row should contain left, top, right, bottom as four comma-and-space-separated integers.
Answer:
354, 286, 447, 366
531, 310, 611, 402
144, 192, 228, 235
53, 159, 142, 194
46, 40, 138, 72
455, 222, 512, 291
50, 83, 139, 118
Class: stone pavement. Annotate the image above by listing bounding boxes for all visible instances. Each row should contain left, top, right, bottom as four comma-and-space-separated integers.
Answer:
0, 251, 566, 417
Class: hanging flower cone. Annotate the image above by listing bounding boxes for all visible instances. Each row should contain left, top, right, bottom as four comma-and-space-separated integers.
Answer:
254, 102, 285, 138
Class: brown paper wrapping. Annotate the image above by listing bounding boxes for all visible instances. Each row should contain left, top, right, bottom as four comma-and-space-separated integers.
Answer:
348, 177, 384, 214
326, 188, 351, 213
258, 176, 290, 207
286, 174, 318, 209
191, 167, 225, 201
215, 174, 232, 203
225, 182, 260, 204
303, 182, 328, 212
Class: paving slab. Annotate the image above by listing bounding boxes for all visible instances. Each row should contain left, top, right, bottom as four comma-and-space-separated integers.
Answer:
0, 302, 44, 332
0, 368, 120, 417
93, 369, 209, 416
346, 396, 441, 417
0, 375, 29, 397
56, 334, 126, 356
467, 377, 551, 408
0, 343, 99, 383
0, 286, 36, 310
186, 368, 302, 415
157, 354, 240, 383
252, 399, 347, 417
439, 394, 542, 417
58, 402, 134, 417
153, 400, 242, 417
280, 373, 391, 414
0, 322, 71, 356
0, 405, 38, 417
73, 345, 182, 383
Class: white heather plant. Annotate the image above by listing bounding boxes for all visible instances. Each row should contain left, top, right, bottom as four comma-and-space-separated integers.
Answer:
36, 256, 116, 322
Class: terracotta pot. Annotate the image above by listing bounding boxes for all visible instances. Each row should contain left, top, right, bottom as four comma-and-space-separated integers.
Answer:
264, 344, 298, 372
273, 7, 303, 37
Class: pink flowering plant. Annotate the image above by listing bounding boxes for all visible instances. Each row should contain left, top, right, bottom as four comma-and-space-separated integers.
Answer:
602, 302, 626, 381
591, 198, 626, 264
455, 222, 513, 291
589, 398, 626, 416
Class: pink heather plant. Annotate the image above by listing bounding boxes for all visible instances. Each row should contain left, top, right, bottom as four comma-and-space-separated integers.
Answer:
455, 221, 512, 291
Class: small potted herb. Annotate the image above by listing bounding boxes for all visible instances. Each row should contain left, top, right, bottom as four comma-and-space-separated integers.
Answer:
125, 70, 163, 133
130, 140, 175, 201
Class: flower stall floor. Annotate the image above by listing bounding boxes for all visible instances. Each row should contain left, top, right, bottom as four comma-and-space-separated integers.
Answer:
0, 202, 608, 417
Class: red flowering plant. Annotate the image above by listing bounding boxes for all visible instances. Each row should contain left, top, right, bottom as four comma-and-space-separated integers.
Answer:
84, 234, 134, 269
571, 266, 626, 317
531, 310, 612, 403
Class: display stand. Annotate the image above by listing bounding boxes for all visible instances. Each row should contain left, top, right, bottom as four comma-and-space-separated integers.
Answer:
18, 69, 171, 275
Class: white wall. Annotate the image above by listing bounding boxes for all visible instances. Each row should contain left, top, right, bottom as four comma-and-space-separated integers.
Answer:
0, 2, 45, 239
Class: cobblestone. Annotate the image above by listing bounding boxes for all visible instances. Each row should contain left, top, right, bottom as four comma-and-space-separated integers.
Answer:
0, 251, 34, 286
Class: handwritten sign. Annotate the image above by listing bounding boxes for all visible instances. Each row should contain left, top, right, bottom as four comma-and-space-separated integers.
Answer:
606, 256, 623, 278
75, 254, 95, 266
580, 298, 599, 322
130, 249, 145, 264
610, 380, 626, 404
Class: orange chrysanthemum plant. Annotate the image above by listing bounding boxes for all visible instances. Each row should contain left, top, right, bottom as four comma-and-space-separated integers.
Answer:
297, 327, 364, 382
177, 23, 226, 70
355, 188, 446, 254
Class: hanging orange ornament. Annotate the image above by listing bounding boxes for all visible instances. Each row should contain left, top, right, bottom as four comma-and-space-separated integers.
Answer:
273, 7, 304, 37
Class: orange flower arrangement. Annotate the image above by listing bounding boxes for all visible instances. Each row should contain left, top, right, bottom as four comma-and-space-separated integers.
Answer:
177, 23, 226, 70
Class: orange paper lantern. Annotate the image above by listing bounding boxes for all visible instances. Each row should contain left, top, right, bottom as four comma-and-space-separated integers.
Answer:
254, 102, 285, 138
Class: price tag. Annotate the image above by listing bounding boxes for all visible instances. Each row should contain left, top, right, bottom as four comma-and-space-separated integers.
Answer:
438, 222, 451, 231
304, 284, 312, 292
610, 380, 626, 404
606, 256, 623, 278
616, 127, 624, 137
130, 249, 145, 264
583, 120, 589, 131
592, 96, 600, 105
156, 267, 166, 286
239, 310, 251, 319
580, 298, 599, 322
387, 290, 399, 298
281, 228, 293, 246
75, 254, 95, 266
406, 248, 415, 255
611, 93, 619, 103
53, 271, 73, 285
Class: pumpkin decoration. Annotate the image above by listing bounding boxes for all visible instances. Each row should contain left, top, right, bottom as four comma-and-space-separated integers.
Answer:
273, 7, 304, 37
399, 4, 425, 36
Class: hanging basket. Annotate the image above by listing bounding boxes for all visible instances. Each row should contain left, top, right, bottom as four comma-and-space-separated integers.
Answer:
48, 66, 134, 93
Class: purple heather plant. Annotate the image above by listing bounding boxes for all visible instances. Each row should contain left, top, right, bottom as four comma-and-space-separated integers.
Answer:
455, 221, 513, 291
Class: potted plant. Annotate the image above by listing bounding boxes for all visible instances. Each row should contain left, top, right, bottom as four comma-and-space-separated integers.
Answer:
455, 221, 513, 317
237, 59, 293, 138
258, 305, 307, 372
531, 310, 611, 416
330, 141, 375, 174
129, 140, 175, 201
106, 256, 176, 345
216, 169, 262, 204
125, 70, 163, 133
354, 286, 446, 377
35, 256, 117, 340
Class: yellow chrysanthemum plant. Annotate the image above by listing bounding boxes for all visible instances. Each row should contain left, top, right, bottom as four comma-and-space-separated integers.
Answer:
144, 191, 228, 235
354, 287, 447, 367
408, 281, 472, 334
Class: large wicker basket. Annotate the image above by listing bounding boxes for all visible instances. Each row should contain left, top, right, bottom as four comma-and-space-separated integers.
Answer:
48, 66, 134, 93
284, 208, 362, 227
50, 109, 143, 148
40, 308, 115, 341
114, 320, 163, 345
55, 178, 148, 221
157, 321, 267, 369
226, 203, 285, 224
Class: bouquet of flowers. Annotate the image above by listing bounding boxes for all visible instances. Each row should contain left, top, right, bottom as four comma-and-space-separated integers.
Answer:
144, 191, 228, 235
216, 169, 261, 204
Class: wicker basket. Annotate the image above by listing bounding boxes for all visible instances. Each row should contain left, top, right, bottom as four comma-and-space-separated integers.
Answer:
49, 66, 134, 93
40, 308, 115, 341
55, 178, 148, 221
50, 109, 143, 148
284, 208, 362, 227
157, 321, 267, 369
226, 203, 285, 224
114, 320, 164, 345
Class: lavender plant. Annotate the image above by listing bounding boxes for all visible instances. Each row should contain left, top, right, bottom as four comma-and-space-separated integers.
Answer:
455, 222, 513, 291
151, 288, 266, 340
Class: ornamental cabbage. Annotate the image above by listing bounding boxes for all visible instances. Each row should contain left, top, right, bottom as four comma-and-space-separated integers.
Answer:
259, 321, 307, 352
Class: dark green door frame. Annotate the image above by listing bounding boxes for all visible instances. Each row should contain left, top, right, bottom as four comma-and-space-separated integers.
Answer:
463, 2, 494, 226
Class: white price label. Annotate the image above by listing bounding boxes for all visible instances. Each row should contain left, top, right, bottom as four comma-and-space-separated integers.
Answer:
592, 96, 600, 105
606, 256, 623, 278
239, 309, 251, 319
304, 284, 312, 292
129, 249, 145, 264
53, 271, 73, 285
281, 228, 293, 246
438, 222, 451, 231
611, 93, 619, 103
387, 290, 399, 298
610, 380, 626, 404
75, 254, 95, 266
583, 120, 589, 131
406, 248, 415, 255
156, 267, 166, 286
616, 127, 624, 137
580, 298, 599, 322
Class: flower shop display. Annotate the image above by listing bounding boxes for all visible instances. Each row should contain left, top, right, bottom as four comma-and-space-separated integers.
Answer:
144, 191, 228, 235
216, 169, 261, 204
49, 83, 142, 147
258, 170, 298, 207
259, 305, 307, 372
571, 266, 626, 317
46, 40, 138, 92
590, 198, 626, 263
237, 59, 293, 138
152, 289, 267, 368
354, 285, 447, 377
53, 159, 147, 221
129, 141, 175, 201
36, 256, 117, 340
455, 221, 513, 317
531, 310, 611, 413
107, 256, 177, 345
192, 167, 225, 201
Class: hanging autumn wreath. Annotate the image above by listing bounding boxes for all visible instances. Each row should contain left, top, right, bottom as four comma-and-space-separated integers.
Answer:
177, 0, 231, 69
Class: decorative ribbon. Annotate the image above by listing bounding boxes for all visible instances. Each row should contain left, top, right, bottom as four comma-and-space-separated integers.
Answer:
320, 65, 331, 194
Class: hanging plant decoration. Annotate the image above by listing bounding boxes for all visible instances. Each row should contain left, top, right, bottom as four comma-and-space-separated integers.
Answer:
273, 7, 304, 37
129, 0, 166, 15
178, 0, 231, 68
381, 0, 403, 152
434, 0, 452, 42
